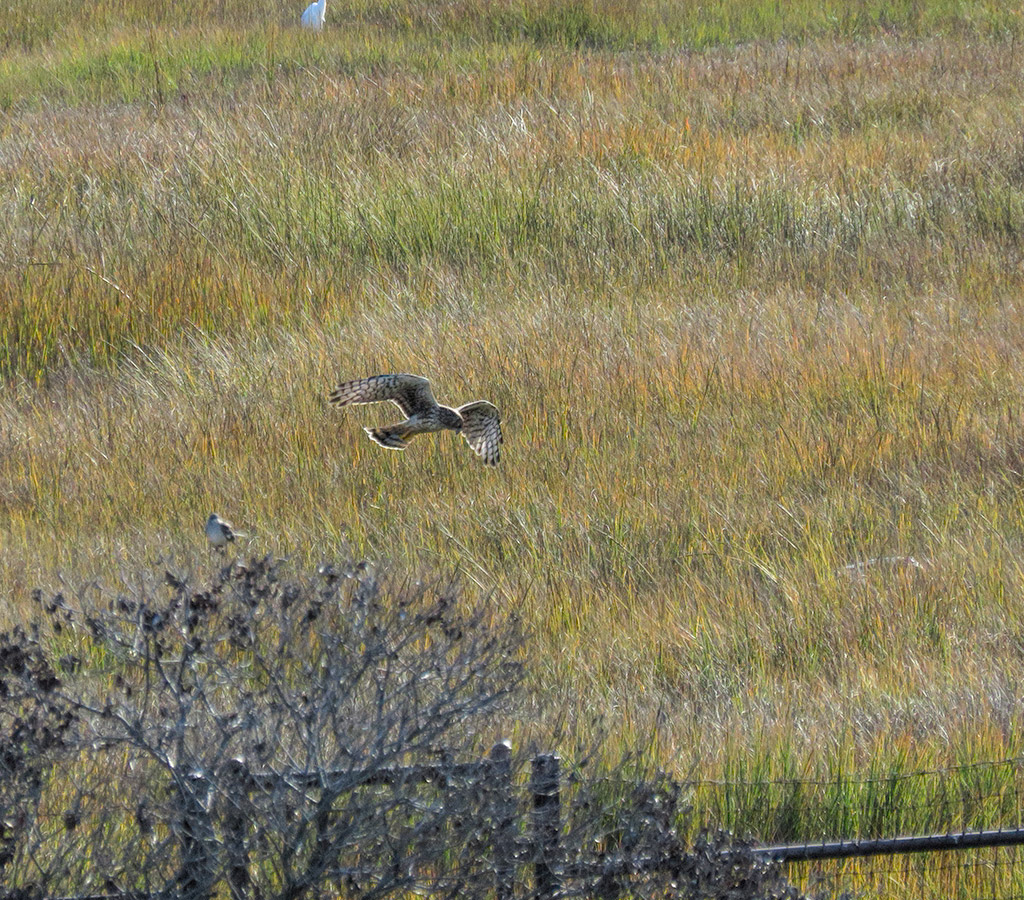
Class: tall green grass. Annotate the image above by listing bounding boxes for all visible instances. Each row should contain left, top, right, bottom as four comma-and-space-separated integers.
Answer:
4, 0, 1022, 55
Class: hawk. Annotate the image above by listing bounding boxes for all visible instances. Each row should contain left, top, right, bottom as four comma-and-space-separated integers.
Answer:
328, 374, 502, 466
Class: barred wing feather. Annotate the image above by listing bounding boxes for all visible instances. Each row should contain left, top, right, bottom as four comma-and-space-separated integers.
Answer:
328, 374, 436, 417
457, 401, 502, 466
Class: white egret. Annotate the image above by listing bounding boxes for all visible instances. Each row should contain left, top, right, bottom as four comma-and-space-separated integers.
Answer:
300, 0, 326, 30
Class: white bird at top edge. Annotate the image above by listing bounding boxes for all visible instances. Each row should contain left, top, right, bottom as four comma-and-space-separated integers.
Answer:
301, 0, 326, 30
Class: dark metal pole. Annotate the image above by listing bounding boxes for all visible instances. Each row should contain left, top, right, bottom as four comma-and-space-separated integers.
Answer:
530, 754, 561, 900
221, 759, 253, 900
759, 826, 1024, 862
489, 741, 516, 900
176, 770, 216, 900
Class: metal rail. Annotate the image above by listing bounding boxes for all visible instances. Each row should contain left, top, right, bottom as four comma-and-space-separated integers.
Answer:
758, 826, 1024, 862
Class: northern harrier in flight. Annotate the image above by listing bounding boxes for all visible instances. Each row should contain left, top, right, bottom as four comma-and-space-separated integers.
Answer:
328, 374, 502, 465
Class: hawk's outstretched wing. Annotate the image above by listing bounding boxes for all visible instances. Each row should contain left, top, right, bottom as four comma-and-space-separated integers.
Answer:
457, 401, 502, 466
328, 374, 437, 417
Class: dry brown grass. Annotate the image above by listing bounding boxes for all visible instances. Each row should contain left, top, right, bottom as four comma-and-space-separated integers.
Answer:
3, 3, 1024, 885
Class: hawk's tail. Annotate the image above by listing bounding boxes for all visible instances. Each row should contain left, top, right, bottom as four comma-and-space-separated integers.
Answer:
365, 426, 408, 450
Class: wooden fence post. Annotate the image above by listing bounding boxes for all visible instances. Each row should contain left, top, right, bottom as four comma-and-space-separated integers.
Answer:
176, 770, 216, 900
221, 758, 252, 900
530, 754, 561, 900
489, 741, 516, 900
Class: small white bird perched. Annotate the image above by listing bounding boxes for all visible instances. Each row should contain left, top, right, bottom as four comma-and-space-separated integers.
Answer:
205, 513, 246, 549
300, 0, 327, 30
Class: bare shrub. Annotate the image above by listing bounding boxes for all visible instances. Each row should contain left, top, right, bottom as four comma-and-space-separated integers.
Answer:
0, 622, 75, 890
9, 555, 523, 899
0, 555, 809, 900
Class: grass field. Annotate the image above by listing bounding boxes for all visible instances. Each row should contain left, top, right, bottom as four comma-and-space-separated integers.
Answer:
4, 0, 1024, 888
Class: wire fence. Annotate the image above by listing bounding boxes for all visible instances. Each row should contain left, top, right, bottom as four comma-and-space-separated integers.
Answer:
675, 755, 1024, 899
15, 746, 1024, 900
683, 756, 1024, 839
12, 557, 1020, 899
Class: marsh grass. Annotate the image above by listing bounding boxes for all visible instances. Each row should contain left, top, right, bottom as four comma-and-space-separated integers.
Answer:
3, 1, 1024, 894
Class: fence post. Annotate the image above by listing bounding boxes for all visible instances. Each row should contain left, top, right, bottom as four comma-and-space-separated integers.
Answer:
176, 769, 216, 900
221, 758, 252, 900
489, 741, 516, 900
530, 754, 561, 900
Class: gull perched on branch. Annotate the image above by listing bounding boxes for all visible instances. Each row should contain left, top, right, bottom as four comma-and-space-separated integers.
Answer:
328, 374, 503, 466
205, 513, 246, 550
